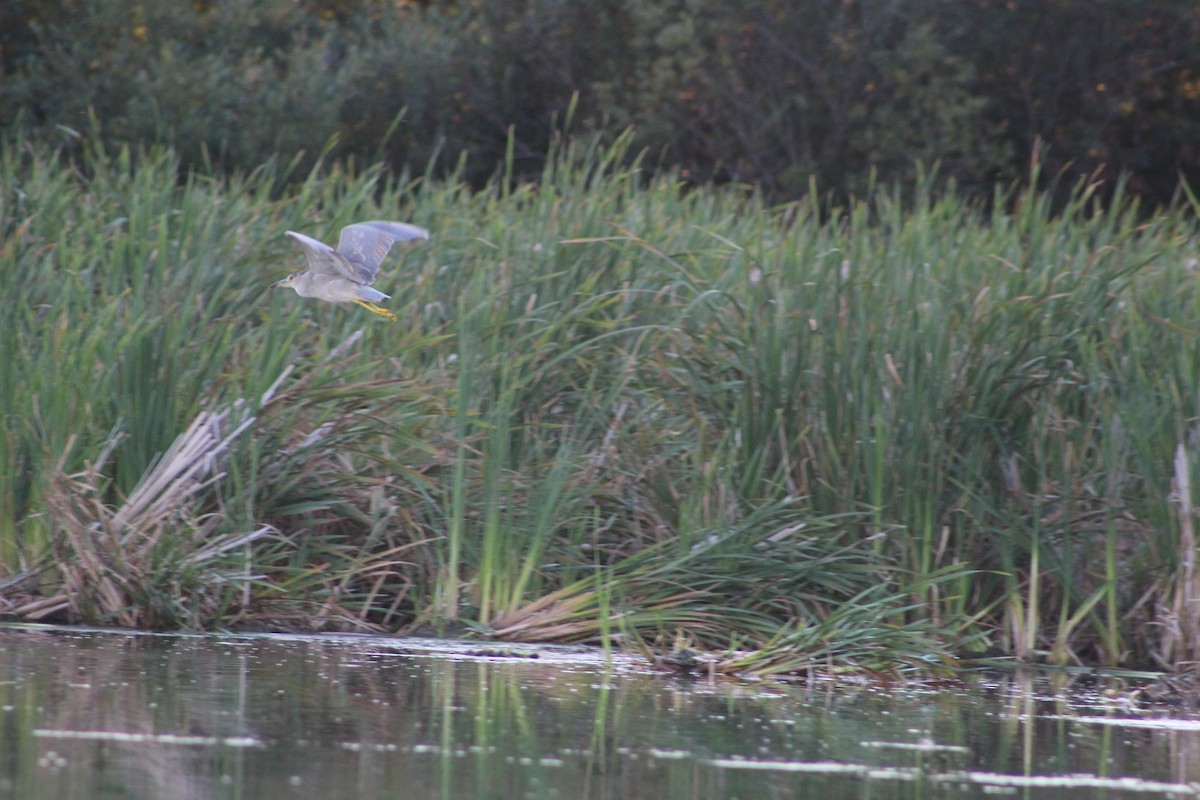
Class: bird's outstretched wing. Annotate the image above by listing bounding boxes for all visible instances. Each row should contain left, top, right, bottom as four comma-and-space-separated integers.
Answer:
285, 231, 355, 279
335, 221, 429, 285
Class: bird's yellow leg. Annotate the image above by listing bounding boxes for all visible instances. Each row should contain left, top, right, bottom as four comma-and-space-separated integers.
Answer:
353, 300, 398, 322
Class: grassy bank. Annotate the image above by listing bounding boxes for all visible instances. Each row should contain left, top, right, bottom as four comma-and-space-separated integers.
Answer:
2, 133, 1198, 674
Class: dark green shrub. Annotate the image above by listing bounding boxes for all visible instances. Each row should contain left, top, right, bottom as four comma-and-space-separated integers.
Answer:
2, 0, 1197, 204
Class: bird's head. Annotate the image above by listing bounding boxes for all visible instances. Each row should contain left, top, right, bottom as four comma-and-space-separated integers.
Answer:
270, 272, 301, 291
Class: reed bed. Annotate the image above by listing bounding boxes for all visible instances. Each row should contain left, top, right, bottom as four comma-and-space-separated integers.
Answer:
2, 131, 1198, 673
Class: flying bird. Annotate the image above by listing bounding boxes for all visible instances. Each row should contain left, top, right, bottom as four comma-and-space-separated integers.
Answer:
271, 220, 428, 321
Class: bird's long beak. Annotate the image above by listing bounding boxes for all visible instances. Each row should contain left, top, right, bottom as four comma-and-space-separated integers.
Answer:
270, 276, 294, 289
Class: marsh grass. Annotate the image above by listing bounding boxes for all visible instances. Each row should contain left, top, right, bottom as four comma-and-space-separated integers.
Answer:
2, 130, 1198, 672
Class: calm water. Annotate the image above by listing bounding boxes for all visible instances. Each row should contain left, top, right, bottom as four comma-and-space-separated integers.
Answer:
0, 626, 1197, 799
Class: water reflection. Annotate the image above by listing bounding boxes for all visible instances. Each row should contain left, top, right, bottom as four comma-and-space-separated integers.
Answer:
0, 627, 1197, 799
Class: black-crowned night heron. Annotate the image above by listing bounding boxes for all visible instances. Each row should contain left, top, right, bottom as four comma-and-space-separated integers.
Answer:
271, 220, 429, 321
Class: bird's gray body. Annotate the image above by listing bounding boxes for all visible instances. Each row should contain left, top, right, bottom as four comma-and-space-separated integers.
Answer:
273, 220, 428, 316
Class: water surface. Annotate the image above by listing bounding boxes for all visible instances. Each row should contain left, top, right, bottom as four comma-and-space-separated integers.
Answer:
1, 626, 1197, 799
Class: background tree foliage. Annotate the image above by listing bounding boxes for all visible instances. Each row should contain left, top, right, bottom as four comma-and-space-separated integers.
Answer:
2, 0, 1198, 202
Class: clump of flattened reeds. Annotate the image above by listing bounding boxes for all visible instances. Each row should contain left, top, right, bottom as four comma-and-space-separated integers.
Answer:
10, 349, 447, 631
27, 392, 277, 628
477, 498, 960, 674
